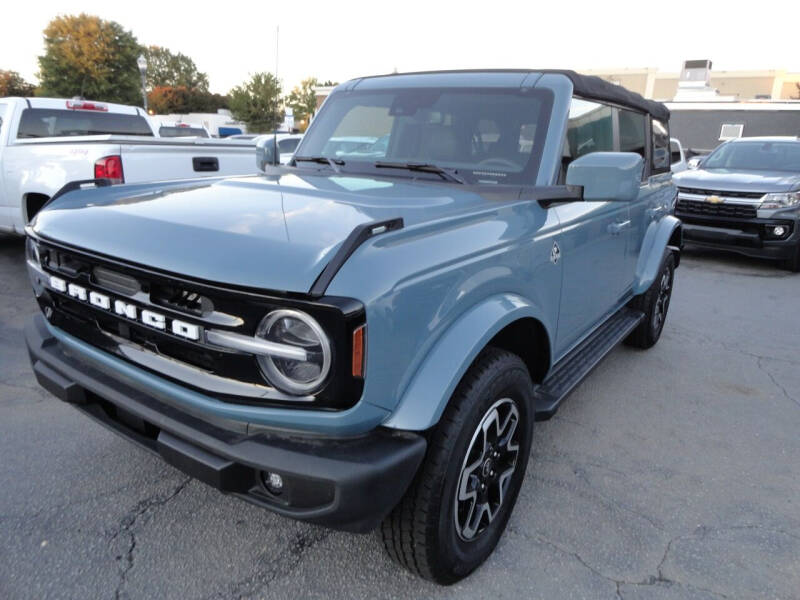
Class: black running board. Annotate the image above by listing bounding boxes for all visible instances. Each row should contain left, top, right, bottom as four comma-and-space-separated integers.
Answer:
534, 307, 644, 421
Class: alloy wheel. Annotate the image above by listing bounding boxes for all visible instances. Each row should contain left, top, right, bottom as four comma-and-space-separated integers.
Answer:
454, 398, 521, 542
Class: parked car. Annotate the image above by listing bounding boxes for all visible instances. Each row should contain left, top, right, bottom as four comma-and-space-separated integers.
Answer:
252, 133, 303, 164
153, 120, 212, 138
24, 70, 680, 584
0, 97, 260, 234
322, 135, 379, 156
673, 136, 800, 270
670, 138, 688, 173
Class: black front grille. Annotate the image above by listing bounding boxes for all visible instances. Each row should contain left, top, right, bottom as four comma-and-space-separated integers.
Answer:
34, 241, 365, 410
677, 187, 765, 199
675, 199, 757, 219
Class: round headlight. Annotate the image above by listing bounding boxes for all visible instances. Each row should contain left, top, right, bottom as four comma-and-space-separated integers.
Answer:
256, 309, 331, 395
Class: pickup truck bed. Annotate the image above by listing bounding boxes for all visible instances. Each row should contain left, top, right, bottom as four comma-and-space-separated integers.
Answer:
0, 97, 258, 234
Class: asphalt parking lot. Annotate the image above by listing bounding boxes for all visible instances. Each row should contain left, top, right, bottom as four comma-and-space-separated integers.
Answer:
1, 233, 798, 600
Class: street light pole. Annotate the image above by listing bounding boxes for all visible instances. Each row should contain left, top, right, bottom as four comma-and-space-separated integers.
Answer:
137, 55, 148, 112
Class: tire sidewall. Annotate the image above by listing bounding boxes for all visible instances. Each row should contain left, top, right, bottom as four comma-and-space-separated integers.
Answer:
646, 252, 676, 342
434, 357, 534, 580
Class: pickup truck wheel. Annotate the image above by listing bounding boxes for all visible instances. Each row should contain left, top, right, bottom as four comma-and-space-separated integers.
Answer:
625, 251, 675, 349
381, 347, 534, 584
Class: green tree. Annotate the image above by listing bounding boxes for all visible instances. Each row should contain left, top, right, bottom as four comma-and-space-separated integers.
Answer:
0, 70, 36, 96
148, 85, 229, 114
143, 46, 209, 91
228, 73, 282, 133
286, 76, 319, 128
37, 14, 142, 105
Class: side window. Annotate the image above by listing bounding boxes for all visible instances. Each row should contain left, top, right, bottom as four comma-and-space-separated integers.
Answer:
565, 99, 614, 163
0, 103, 6, 130
651, 119, 670, 173
618, 109, 646, 158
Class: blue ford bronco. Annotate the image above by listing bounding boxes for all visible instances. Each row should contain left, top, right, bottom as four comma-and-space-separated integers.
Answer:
25, 70, 681, 583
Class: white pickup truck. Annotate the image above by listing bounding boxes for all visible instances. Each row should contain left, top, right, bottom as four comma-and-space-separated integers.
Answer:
0, 97, 259, 234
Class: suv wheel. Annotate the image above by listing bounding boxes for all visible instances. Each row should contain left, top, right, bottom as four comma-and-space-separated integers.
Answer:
626, 251, 676, 349
381, 347, 534, 584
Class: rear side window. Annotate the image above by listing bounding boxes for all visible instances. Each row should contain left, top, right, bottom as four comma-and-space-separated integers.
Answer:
0, 103, 7, 125
618, 109, 646, 158
651, 119, 670, 173
17, 108, 154, 138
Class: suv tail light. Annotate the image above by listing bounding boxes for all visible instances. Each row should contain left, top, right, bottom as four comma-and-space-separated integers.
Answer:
94, 155, 124, 183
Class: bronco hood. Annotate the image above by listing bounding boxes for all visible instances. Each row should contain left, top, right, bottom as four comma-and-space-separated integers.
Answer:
32, 173, 492, 293
674, 168, 800, 194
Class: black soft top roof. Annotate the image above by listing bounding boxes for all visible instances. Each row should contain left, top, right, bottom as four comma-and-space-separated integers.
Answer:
544, 69, 670, 122
350, 69, 670, 122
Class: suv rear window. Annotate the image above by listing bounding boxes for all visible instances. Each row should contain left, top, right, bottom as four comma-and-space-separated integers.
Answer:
159, 126, 209, 138
17, 108, 154, 138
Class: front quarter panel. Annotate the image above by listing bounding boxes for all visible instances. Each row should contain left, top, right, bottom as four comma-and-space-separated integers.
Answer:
326, 200, 562, 431
383, 293, 552, 431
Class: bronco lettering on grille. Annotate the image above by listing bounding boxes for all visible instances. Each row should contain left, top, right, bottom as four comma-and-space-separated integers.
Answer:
48, 275, 201, 341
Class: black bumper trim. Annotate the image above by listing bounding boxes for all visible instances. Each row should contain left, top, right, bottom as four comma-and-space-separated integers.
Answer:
682, 222, 799, 260
25, 314, 426, 533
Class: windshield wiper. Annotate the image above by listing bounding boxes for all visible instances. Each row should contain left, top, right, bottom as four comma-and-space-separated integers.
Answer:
294, 155, 344, 173
373, 161, 465, 184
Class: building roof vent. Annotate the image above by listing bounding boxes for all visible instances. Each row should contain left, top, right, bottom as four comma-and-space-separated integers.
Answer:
719, 123, 744, 140
680, 60, 713, 88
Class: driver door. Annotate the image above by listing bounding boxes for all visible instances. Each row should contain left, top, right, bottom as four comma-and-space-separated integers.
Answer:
551, 98, 632, 358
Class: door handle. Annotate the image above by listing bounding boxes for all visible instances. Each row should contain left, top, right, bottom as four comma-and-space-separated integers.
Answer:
608, 220, 631, 235
193, 156, 219, 172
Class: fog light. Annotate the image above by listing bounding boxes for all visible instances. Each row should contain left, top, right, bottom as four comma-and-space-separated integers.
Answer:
772, 225, 786, 237
262, 471, 284, 495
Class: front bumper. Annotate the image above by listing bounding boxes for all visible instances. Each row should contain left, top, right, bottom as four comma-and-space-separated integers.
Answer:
25, 314, 426, 533
678, 214, 799, 261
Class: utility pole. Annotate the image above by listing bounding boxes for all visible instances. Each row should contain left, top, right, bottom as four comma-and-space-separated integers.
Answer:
137, 55, 148, 111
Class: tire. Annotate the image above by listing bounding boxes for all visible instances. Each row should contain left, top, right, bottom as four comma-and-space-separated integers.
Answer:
625, 251, 676, 349
381, 347, 535, 584
779, 243, 800, 272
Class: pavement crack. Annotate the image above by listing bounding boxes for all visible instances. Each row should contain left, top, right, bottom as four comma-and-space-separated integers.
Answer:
510, 527, 732, 600
215, 525, 330, 600
757, 356, 800, 409
109, 477, 191, 599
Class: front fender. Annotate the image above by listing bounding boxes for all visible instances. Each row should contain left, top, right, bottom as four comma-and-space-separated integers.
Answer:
382, 293, 553, 431
633, 215, 681, 295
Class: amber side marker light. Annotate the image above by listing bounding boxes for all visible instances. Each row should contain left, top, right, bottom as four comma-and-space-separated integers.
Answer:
352, 325, 366, 378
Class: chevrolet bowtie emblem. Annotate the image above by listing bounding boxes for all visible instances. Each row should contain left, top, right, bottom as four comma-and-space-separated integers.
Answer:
706, 195, 723, 204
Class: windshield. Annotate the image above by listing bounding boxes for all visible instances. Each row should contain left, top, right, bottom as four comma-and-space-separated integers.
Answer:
297, 88, 553, 184
704, 141, 800, 172
17, 108, 154, 138
159, 126, 209, 138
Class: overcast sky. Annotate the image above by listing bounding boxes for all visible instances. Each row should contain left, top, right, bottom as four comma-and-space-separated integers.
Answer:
4, 0, 799, 95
